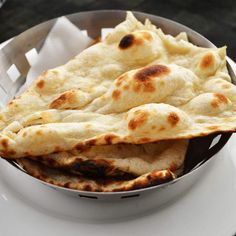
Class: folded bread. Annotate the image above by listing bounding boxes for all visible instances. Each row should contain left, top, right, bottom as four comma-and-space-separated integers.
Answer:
28, 139, 187, 177
0, 12, 234, 159
16, 158, 175, 192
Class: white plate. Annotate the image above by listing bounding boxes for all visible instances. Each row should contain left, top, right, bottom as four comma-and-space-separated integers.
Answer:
1, 42, 236, 236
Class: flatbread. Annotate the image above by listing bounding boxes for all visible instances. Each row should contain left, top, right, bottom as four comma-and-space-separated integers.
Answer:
0, 12, 234, 159
16, 159, 175, 192
28, 139, 187, 177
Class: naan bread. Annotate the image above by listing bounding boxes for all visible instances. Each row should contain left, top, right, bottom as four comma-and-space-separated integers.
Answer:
0, 12, 234, 158
16, 159, 175, 192
28, 139, 188, 177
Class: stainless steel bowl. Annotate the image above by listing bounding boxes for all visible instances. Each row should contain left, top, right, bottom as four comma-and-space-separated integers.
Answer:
0, 10, 234, 205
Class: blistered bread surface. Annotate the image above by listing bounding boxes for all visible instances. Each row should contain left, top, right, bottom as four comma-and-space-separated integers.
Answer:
0, 12, 234, 158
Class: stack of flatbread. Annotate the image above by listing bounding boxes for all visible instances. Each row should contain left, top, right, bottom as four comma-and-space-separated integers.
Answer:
0, 12, 235, 192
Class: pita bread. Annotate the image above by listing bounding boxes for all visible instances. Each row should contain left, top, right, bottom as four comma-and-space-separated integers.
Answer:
28, 139, 187, 177
0, 12, 234, 159
16, 158, 175, 192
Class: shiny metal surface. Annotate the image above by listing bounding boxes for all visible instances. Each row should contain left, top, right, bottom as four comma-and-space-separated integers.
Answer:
0, 10, 234, 202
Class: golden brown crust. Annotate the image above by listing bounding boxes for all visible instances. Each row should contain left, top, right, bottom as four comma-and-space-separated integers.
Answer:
104, 134, 118, 145
128, 110, 149, 130
16, 159, 175, 192
118, 31, 153, 50
200, 52, 214, 69
112, 89, 121, 100
134, 65, 170, 82
167, 112, 180, 127
49, 90, 77, 109
211, 93, 229, 108
36, 79, 45, 89
26, 140, 187, 178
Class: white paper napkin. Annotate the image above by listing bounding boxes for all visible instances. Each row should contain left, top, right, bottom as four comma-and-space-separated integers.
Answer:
19, 16, 92, 93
